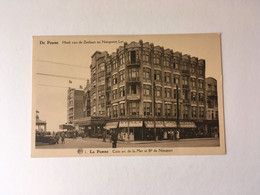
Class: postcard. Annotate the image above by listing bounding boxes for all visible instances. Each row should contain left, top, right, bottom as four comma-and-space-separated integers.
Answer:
32, 34, 225, 157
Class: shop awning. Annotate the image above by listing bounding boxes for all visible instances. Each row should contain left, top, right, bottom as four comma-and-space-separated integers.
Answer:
164, 121, 177, 128
119, 121, 143, 128
129, 121, 142, 127
104, 122, 118, 130
119, 121, 128, 128
180, 122, 196, 128
144, 121, 165, 128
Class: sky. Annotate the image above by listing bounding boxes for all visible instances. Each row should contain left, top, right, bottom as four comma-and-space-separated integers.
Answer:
33, 34, 222, 131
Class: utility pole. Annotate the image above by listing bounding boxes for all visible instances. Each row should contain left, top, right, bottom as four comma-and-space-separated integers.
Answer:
153, 81, 157, 141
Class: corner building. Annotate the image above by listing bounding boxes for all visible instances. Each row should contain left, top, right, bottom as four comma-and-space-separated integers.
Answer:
90, 40, 206, 140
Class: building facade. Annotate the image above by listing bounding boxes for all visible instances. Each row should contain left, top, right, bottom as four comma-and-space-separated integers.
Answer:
205, 77, 219, 137
67, 88, 85, 125
90, 40, 207, 140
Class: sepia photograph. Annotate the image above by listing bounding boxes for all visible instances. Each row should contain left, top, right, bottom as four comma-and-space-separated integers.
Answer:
32, 34, 225, 157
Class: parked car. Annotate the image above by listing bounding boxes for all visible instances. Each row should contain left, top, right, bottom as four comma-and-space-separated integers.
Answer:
36, 131, 59, 144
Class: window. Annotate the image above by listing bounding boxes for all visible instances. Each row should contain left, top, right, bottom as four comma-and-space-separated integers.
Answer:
173, 62, 179, 69
112, 58, 117, 70
163, 57, 170, 67
112, 74, 117, 85
164, 88, 172, 98
215, 111, 218, 120
191, 92, 196, 102
143, 84, 151, 96
98, 103, 105, 109
128, 84, 140, 95
143, 102, 152, 116
183, 106, 189, 119
119, 86, 125, 98
98, 63, 105, 71
191, 78, 196, 88
143, 67, 151, 80
119, 103, 125, 116
165, 104, 172, 116
173, 74, 180, 85
112, 89, 117, 100
155, 103, 162, 116
98, 77, 105, 85
128, 67, 139, 79
106, 63, 111, 74
128, 50, 139, 64
191, 65, 195, 73
142, 52, 150, 63
182, 62, 187, 70
182, 90, 189, 100
119, 70, 125, 82
119, 54, 125, 65
182, 76, 188, 86
112, 105, 118, 117
154, 70, 161, 81
198, 80, 204, 89
107, 77, 111, 88
164, 72, 171, 83
106, 107, 111, 118
98, 90, 105, 99
155, 86, 162, 97
199, 107, 204, 118
192, 106, 197, 118
153, 55, 160, 64
128, 102, 139, 116
199, 93, 204, 102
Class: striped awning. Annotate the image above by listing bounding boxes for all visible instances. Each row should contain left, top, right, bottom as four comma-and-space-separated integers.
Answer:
180, 122, 196, 128
164, 121, 177, 128
119, 121, 143, 128
104, 122, 118, 130
145, 121, 165, 128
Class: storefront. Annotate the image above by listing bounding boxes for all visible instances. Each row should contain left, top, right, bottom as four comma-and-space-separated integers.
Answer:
179, 121, 197, 138
118, 121, 142, 141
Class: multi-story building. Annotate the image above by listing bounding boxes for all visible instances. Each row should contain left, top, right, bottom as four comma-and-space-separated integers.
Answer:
67, 88, 85, 125
90, 40, 207, 140
84, 79, 91, 117
205, 77, 219, 137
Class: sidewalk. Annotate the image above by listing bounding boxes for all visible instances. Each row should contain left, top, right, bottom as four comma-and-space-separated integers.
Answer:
79, 137, 218, 144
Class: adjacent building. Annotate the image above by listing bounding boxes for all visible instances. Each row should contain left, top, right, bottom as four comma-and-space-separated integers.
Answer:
67, 88, 85, 125
89, 40, 207, 140
205, 77, 219, 137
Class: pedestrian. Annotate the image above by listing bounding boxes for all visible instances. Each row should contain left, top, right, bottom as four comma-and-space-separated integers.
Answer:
61, 132, 65, 144
55, 133, 60, 144
102, 131, 106, 142
111, 130, 118, 148
176, 130, 180, 141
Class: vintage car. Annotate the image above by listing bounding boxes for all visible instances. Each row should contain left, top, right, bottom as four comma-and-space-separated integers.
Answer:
36, 131, 59, 144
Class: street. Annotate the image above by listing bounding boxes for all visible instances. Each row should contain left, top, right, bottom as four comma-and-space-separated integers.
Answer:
36, 137, 220, 149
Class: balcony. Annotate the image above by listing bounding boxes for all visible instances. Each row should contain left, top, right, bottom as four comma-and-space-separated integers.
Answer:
127, 77, 140, 83
127, 94, 141, 101
127, 59, 140, 67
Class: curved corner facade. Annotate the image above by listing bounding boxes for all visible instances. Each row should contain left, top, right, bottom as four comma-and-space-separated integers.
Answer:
90, 40, 208, 140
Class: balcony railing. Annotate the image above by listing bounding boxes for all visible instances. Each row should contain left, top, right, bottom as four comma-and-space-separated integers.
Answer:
127, 59, 140, 67
126, 94, 141, 101
127, 77, 140, 83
